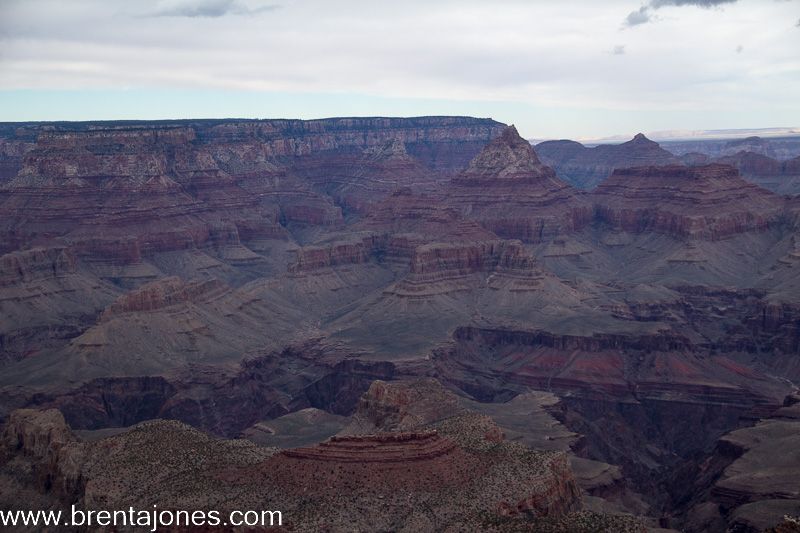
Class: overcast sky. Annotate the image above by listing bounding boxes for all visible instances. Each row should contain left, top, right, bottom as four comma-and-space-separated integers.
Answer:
0, 0, 798, 139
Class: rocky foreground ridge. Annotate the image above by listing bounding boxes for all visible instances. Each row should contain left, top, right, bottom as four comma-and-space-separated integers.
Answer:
0, 379, 654, 532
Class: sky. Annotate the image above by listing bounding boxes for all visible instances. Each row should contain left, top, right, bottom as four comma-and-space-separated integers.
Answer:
0, 0, 799, 140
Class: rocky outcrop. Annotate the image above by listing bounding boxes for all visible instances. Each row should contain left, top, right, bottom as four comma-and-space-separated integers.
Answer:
446, 126, 591, 242
0, 133, 36, 181
713, 410, 800, 502
388, 239, 545, 296
251, 410, 582, 530
288, 236, 382, 273
346, 379, 467, 433
681, 396, 800, 533
592, 164, 786, 239
536, 133, 680, 190
711, 151, 800, 195
0, 409, 85, 502
1, 412, 276, 520
0, 246, 120, 366
0, 246, 76, 286
680, 151, 712, 166
785, 155, 800, 175
100, 277, 227, 318
354, 188, 496, 249
716, 150, 782, 176
456, 125, 558, 184
0, 404, 589, 533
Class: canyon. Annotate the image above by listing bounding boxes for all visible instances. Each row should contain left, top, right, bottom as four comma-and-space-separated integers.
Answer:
1, 116, 799, 531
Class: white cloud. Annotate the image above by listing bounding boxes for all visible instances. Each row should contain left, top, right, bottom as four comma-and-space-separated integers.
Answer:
147, 0, 280, 18
624, 0, 739, 27
0, 0, 798, 134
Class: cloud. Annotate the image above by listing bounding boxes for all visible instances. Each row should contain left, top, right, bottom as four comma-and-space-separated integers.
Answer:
796, 18, 800, 27
651, 0, 737, 7
612, 45, 627, 55
1, 0, 799, 140
625, 6, 652, 25
736, 44, 743, 53
624, 0, 738, 27
150, 0, 280, 18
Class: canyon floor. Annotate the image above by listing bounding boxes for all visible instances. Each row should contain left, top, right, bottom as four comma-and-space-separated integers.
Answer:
1, 117, 799, 532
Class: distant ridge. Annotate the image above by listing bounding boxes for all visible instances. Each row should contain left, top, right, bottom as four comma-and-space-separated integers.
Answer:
531, 127, 800, 145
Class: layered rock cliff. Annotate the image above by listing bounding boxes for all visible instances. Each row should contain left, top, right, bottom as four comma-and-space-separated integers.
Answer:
0, 117, 503, 264
446, 126, 591, 242
713, 151, 800, 195
682, 395, 800, 532
388, 239, 546, 296
592, 164, 785, 239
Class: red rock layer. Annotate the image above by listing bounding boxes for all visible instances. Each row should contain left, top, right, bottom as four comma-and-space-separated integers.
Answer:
100, 276, 227, 318
408, 239, 536, 276
387, 239, 545, 297
438, 326, 781, 406
282, 430, 457, 463
268, 431, 574, 511
446, 126, 591, 242
592, 164, 785, 239
0, 127, 272, 262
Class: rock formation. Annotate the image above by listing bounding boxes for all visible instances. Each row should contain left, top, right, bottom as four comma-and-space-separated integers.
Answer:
446, 126, 591, 242
536, 133, 679, 189
682, 394, 800, 532
711, 151, 800, 195
592, 164, 785, 239
0, 382, 657, 532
